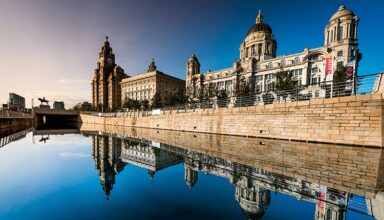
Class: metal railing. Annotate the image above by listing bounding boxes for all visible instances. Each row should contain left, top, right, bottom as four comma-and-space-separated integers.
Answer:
82, 73, 383, 118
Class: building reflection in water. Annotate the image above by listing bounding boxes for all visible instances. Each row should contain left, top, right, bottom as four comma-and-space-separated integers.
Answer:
92, 134, 124, 200
89, 132, 372, 220
92, 133, 182, 199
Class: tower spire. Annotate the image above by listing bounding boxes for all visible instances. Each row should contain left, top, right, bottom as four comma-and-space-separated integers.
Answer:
256, 9, 263, 24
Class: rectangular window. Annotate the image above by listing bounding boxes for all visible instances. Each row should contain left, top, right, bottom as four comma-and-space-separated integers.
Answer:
337, 26, 343, 41
337, 51, 343, 57
337, 61, 344, 68
315, 90, 319, 97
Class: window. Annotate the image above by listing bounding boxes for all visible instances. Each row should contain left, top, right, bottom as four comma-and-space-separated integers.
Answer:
251, 45, 256, 56
266, 42, 270, 54
315, 90, 319, 98
293, 57, 300, 64
337, 61, 344, 68
266, 82, 274, 91
337, 51, 343, 57
258, 43, 262, 54
331, 30, 334, 42
265, 73, 274, 80
292, 69, 303, 76
350, 23, 355, 39
255, 75, 263, 82
267, 62, 273, 69
351, 49, 356, 57
256, 84, 262, 93
337, 26, 343, 41
312, 77, 318, 84
280, 60, 286, 67
311, 67, 319, 73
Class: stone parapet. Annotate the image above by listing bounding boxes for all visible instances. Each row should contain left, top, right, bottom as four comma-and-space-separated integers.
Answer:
80, 93, 384, 147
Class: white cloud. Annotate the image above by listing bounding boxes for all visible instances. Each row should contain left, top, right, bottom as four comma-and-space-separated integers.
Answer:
58, 78, 89, 84
60, 152, 90, 158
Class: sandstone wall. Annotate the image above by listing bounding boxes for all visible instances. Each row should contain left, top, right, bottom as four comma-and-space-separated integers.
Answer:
80, 93, 384, 147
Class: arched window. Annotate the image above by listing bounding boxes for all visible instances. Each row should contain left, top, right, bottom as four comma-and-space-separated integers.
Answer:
280, 60, 286, 67
293, 57, 300, 64
267, 62, 273, 69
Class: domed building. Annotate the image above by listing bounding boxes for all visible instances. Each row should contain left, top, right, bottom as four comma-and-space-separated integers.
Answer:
186, 6, 360, 102
235, 183, 271, 220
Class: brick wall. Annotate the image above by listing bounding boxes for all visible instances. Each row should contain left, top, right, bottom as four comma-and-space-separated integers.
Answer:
80, 93, 384, 147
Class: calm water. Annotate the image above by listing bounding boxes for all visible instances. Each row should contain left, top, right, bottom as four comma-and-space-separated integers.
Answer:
0, 124, 380, 220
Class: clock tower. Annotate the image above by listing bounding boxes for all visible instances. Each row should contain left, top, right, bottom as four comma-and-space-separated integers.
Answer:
92, 36, 127, 111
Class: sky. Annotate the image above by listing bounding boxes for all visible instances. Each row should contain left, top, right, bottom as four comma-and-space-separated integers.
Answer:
0, 0, 383, 108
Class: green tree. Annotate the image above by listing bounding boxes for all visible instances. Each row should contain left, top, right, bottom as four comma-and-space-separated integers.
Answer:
275, 69, 296, 99
262, 92, 274, 105
332, 65, 350, 97
235, 77, 252, 96
217, 89, 228, 108
175, 89, 186, 104
165, 94, 176, 107
151, 92, 162, 108
140, 99, 150, 110
73, 101, 93, 111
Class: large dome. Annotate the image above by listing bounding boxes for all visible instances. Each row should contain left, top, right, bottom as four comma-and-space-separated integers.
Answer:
329, 5, 355, 21
246, 23, 273, 36
246, 10, 272, 37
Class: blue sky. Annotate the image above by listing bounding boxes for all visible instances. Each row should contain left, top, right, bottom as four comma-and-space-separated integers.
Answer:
0, 0, 383, 107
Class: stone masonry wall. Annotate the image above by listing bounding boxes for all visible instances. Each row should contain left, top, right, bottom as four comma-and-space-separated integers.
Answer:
80, 93, 384, 147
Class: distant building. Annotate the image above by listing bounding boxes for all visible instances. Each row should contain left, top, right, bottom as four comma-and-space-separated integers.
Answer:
120, 59, 185, 104
53, 101, 65, 110
8, 93, 25, 111
91, 37, 128, 111
186, 6, 360, 101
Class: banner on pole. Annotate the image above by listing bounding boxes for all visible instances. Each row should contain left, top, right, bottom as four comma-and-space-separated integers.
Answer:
346, 60, 355, 78
325, 54, 333, 76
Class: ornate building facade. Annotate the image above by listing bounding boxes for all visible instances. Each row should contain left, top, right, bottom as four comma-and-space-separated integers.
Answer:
120, 59, 185, 104
91, 37, 128, 110
186, 6, 361, 101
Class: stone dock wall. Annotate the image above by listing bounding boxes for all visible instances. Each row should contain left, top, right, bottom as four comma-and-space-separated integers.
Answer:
0, 118, 33, 130
80, 93, 384, 147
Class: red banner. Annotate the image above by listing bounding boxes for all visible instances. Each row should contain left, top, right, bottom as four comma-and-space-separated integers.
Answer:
325, 54, 333, 76
346, 60, 355, 78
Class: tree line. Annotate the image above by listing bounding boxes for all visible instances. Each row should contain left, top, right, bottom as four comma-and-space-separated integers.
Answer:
74, 66, 352, 111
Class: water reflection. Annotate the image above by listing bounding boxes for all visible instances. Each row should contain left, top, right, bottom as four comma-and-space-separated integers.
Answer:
0, 125, 32, 148
0, 123, 381, 219
87, 129, 379, 220
31, 122, 80, 144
